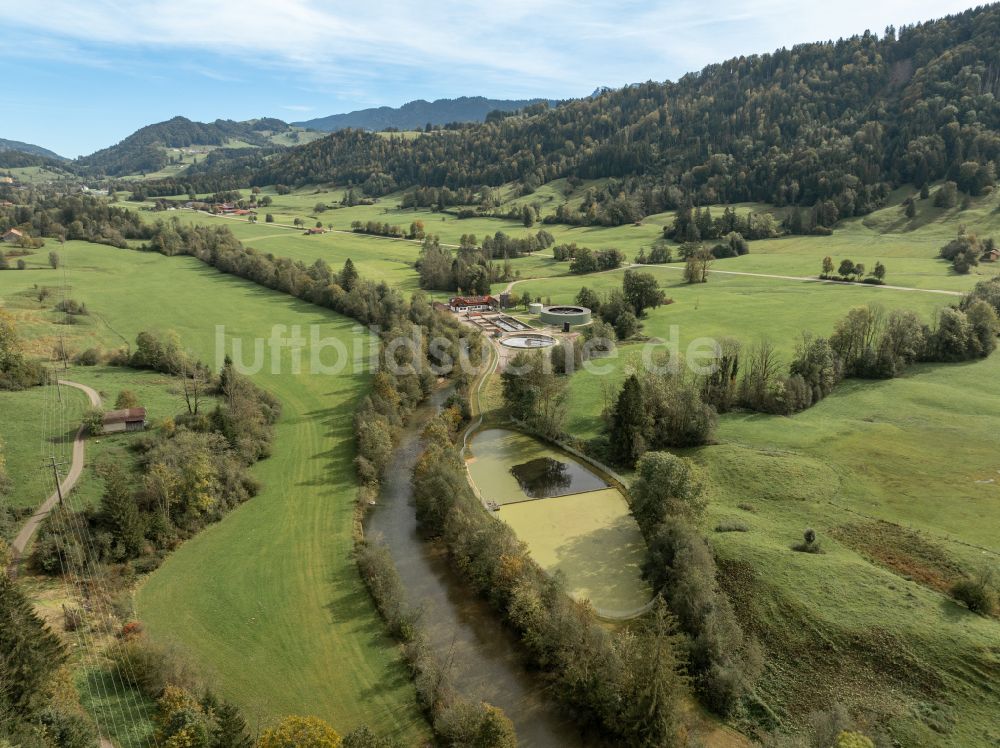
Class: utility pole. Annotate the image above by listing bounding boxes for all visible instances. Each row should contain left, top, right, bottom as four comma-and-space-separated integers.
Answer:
48, 457, 66, 506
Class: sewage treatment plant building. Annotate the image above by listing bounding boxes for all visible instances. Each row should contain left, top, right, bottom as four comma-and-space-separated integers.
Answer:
539, 305, 592, 327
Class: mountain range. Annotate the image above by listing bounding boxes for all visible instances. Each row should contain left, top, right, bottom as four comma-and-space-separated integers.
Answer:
293, 96, 556, 132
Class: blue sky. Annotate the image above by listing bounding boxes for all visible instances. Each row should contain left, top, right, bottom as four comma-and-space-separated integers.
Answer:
0, 0, 982, 158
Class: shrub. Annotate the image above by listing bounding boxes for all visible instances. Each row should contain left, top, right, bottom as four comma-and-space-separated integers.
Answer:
951, 579, 996, 615
115, 390, 139, 409
714, 521, 749, 533
343, 726, 400, 748
83, 408, 105, 436
63, 606, 84, 632
435, 701, 517, 748
38, 706, 97, 748
793, 528, 823, 553
74, 348, 101, 366
109, 635, 201, 699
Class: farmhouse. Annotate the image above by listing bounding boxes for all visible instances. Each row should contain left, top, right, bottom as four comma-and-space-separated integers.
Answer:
102, 408, 147, 434
306, 227, 326, 235
982, 248, 1000, 262
449, 295, 499, 312
0, 176, 13, 184
2, 228, 23, 243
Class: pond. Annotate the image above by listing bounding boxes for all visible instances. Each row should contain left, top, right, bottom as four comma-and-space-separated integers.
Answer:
467, 429, 652, 618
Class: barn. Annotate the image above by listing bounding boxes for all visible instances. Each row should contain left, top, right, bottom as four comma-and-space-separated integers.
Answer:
2, 228, 23, 243
102, 408, 147, 434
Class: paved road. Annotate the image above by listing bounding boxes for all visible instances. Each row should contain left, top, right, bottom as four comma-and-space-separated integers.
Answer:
9, 380, 101, 562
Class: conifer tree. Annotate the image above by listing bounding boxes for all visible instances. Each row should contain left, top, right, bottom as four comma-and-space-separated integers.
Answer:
610, 374, 648, 466
99, 463, 144, 559
0, 572, 65, 715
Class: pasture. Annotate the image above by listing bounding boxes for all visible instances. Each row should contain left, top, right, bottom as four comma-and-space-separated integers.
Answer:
26, 177, 997, 742
0, 241, 428, 741
161, 179, 1000, 300
692, 356, 1000, 744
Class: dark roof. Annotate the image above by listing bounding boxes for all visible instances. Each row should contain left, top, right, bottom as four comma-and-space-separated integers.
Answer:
103, 408, 147, 424
450, 295, 496, 306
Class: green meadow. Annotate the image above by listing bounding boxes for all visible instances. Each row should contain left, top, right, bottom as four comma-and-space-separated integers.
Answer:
0, 241, 428, 741
6, 174, 997, 743
159, 178, 1000, 301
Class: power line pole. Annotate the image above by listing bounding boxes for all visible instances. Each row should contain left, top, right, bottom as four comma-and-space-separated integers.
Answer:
48, 457, 66, 506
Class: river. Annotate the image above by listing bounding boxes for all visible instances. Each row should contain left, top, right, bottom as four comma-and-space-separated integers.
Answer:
363, 390, 591, 747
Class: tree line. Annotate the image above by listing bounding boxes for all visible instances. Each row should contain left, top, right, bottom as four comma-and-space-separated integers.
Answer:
411, 406, 688, 746
605, 285, 1000, 470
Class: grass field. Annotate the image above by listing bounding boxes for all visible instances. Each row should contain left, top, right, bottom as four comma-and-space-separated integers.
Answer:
42, 180, 999, 742
147, 180, 1000, 315
694, 357, 1000, 744
0, 241, 428, 741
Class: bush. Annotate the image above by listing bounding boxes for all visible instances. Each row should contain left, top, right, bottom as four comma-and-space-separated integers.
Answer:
109, 635, 201, 699
83, 408, 105, 436
115, 389, 139, 409
39, 706, 97, 748
792, 528, 823, 553
435, 701, 517, 748
714, 521, 749, 533
343, 726, 400, 748
951, 579, 996, 615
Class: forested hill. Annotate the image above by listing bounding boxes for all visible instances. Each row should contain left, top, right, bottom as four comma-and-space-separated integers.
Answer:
294, 96, 555, 132
73, 116, 303, 177
0, 137, 64, 161
216, 4, 1000, 222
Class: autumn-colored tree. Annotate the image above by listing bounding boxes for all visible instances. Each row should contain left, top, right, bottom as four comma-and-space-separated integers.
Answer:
259, 715, 342, 748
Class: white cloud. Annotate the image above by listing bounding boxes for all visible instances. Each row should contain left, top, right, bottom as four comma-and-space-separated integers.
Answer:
0, 0, 983, 101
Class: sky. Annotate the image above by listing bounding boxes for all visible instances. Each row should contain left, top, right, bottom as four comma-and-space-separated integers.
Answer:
0, 0, 984, 158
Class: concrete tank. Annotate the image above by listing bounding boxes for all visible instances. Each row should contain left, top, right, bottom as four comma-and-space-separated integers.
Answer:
540, 305, 591, 327
528, 302, 544, 315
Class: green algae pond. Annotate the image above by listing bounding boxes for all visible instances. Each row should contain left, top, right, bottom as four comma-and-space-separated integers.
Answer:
467, 429, 652, 618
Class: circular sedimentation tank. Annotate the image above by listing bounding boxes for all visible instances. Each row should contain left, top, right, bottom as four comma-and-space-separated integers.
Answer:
540, 305, 591, 326
501, 333, 558, 349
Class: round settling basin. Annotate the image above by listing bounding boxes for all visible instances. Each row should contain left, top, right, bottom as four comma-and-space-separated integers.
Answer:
501, 333, 558, 349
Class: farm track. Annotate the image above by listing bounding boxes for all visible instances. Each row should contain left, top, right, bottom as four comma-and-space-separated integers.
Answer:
503, 262, 964, 296
9, 380, 100, 567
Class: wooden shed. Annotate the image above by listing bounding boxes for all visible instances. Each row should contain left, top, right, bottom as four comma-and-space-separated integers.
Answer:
102, 408, 147, 434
